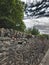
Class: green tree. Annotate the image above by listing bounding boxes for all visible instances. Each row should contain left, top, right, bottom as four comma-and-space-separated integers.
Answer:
0, 0, 26, 31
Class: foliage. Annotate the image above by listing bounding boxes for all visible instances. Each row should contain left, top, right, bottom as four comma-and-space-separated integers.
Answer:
21, 2, 25, 11
39, 34, 49, 39
0, 0, 26, 31
25, 27, 40, 35
25, 28, 31, 34
31, 27, 40, 35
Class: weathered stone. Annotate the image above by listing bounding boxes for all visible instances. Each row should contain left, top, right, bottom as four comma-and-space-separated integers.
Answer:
0, 28, 49, 65
0, 37, 11, 41
18, 41, 23, 44
1, 28, 5, 37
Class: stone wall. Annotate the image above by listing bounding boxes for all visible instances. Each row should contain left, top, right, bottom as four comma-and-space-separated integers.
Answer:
0, 28, 49, 65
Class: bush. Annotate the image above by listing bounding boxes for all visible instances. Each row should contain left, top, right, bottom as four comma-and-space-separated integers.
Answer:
25, 27, 40, 35
31, 27, 40, 35
39, 34, 49, 39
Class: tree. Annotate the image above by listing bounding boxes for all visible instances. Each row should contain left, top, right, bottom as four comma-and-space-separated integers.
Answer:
0, 0, 26, 31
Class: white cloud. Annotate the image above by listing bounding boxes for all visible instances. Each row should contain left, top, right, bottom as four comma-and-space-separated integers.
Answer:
21, 0, 42, 2
21, 0, 26, 3
21, 0, 42, 4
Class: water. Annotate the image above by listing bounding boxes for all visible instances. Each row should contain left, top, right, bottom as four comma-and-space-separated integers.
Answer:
23, 17, 49, 34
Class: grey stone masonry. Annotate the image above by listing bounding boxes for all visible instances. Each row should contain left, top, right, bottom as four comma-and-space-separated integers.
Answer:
39, 49, 49, 65
0, 28, 49, 65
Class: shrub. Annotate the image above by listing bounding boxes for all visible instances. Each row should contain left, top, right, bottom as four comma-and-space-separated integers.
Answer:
25, 27, 40, 35
39, 34, 49, 39
31, 27, 40, 35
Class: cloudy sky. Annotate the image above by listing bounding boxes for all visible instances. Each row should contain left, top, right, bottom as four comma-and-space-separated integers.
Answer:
21, 0, 34, 3
21, 0, 42, 3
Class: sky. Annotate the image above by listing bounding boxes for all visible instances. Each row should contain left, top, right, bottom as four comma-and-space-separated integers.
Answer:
21, 0, 34, 3
21, 0, 42, 3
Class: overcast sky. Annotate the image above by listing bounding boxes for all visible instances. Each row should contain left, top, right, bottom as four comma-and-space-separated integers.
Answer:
21, 0, 42, 3
21, 0, 33, 3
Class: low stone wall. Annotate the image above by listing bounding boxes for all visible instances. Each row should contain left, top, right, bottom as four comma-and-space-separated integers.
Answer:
0, 28, 33, 38
0, 28, 49, 65
39, 49, 49, 65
